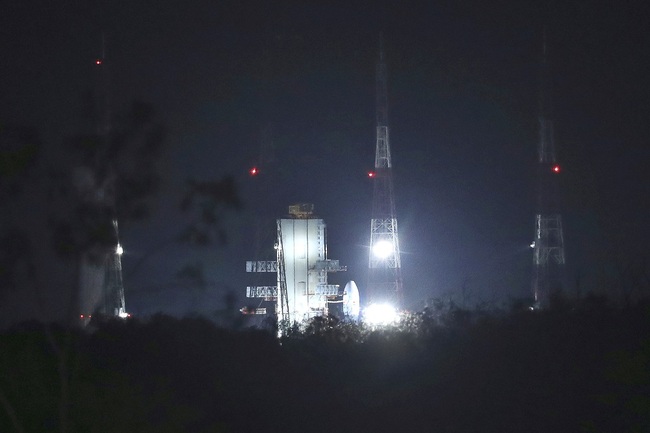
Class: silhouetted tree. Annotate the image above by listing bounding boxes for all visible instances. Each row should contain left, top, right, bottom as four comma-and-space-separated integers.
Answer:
0, 125, 41, 299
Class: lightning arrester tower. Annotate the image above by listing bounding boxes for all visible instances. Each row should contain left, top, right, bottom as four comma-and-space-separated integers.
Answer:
531, 32, 566, 307
368, 37, 403, 307
99, 38, 128, 320
78, 34, 128, 322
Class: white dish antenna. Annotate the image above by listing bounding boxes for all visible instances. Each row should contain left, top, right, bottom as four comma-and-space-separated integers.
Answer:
342, 281, 360, 321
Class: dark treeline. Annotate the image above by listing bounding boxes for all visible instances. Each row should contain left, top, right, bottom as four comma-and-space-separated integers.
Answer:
1, 298, 649, 433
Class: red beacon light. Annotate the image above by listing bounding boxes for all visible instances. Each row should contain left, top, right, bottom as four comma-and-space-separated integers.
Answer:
95, 59, 102, 65
367, 171, 376, 178
551, 164, 561, 173
249, 167, 259, 176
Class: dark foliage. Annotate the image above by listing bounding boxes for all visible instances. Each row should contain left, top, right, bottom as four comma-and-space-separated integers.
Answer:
0, 231, 35, 297
48, 101, 166, 260
0, 125, 40, 198
0, 126, 41, 298
1, 302, 649, 433
178, 177, 242, 247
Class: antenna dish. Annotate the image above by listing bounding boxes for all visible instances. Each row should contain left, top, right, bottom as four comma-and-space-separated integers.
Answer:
342, 281, 360, 320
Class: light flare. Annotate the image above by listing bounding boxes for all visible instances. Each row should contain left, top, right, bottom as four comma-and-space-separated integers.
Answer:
363, 303, 399, 326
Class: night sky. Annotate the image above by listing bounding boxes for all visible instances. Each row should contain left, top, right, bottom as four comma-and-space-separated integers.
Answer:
2, 0, 649, 322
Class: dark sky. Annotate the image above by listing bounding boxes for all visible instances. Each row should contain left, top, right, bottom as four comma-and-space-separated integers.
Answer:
2, 0, 649, 321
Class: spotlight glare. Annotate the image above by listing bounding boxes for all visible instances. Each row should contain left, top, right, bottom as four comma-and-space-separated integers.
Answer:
364, 303, 399, 326
372, 240, 392, 259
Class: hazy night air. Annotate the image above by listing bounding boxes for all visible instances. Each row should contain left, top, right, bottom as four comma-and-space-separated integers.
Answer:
2, 3, 650, 432
1, 0, 648, 323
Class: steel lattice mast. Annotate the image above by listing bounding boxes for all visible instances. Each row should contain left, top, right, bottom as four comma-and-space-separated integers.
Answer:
107, 219, 127, 317
101, 42, 128, 319
368, 37, 403, 307
531, 33, 566, 307
79, 34, 128, 321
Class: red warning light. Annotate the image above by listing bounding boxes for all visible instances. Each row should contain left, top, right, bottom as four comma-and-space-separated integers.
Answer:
552, 164, 561, 173
368, 171, 376, 178
95, 59, 102, 65
249, 167, 259, 176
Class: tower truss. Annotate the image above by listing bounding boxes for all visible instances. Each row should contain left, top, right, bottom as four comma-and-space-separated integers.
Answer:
78, 35, 128, 322
531, 34, 566, 307
368, 38, 403, 307
106, 219, 128, 318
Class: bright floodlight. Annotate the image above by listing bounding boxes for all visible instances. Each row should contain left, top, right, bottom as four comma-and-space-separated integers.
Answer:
364, 303, 399, 326
372, 240, 392, 259
116, 244, 124, 255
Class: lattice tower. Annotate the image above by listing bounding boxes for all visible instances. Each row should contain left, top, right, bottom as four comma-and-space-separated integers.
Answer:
79, 34, 128, 321
368, 37, 403, 307
531, 33, 566, 307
